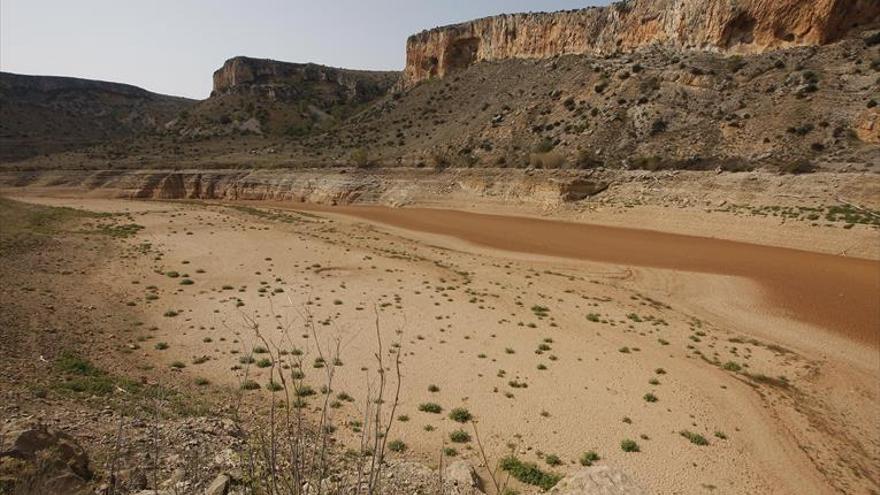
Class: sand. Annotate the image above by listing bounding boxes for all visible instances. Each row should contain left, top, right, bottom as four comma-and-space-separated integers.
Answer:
9, 195, 880, 495
271, 203, 880, 347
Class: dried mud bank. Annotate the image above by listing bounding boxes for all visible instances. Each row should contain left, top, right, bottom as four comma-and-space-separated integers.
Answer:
2, 167, 878, 209
2, 167, 878, 260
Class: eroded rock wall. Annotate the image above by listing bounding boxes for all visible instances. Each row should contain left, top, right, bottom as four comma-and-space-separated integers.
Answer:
403, 0, 880, 86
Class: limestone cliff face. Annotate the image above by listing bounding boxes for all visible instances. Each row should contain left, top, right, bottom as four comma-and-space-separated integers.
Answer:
403, 0, 880, 86
212, 56, 398, 102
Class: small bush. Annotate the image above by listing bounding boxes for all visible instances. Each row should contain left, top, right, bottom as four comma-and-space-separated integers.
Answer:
643, 393, 658, 403
780, 160, 816, 175
620, 439, 640, 452
449, 430, 471, 443
499, 455, 562, 490
241, 380, 260, 390
449, 407, 473, 423
580, 450, 600, 466
722, 361, 742, 372
418, 402, 443, 414
388, 439, 407, 452
680, 430, 709, 446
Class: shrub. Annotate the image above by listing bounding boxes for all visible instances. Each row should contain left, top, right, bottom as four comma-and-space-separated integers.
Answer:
449, 430, 471, 443
722, 361, 742, 372
780, 160, 816, 174
680, 430, 709, 446
643, 392, 658, 402
428, 384, 440, 392
620, 439, 640, 452
155, 342, 169, 350
533, 138, 555, 153
499, 455, 562, 490
544, 454, 562, 466
256, 358, 272, 368
580, 450, 600, 466
241, 380, 260, 390
351, 148, 375, 168
388, 439, 407, 452
449, 407, 473, 423
418, 402, 443, 414
56, 352, 99, 375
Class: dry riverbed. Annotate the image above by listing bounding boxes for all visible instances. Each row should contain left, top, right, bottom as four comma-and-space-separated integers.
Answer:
7, 195, 879, 495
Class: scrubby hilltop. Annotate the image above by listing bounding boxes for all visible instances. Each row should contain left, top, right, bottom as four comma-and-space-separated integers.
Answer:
166, 57, 399, 138
306, 28, 880, 173
0, 72, 194, 162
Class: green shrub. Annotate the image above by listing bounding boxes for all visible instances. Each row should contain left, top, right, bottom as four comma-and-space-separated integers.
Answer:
579, 450, 600, 466
680, 430, 709, 446
418, 402, 443, 414
388, 439, 407, 452
499, 455, 562, 490
620, 439, 640, 452
449, 430, 471, 443
449, 407, 473, 423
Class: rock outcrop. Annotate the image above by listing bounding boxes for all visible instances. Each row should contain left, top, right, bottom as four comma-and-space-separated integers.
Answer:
0, 420, 92, 494
549, 466, 646, 495
168, 57, 399, 137
403, 0, 880, 86
212, 56, 398, 102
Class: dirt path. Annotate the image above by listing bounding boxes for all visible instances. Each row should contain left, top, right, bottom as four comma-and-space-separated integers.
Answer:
272, 203, 880, 347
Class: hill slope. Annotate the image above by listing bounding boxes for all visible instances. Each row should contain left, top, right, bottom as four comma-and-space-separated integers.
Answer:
0, 72, 195, 162
166, 57, 400, 137
302, 26, 879, 173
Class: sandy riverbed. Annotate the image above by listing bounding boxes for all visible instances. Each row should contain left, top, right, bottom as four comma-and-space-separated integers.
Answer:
9, 195, 880, 495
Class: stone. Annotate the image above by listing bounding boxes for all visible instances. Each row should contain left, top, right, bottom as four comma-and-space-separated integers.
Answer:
0, 420, 92, 494
444, 460, 482, 493
205, 473, 231, 495
549, 466, 647, 495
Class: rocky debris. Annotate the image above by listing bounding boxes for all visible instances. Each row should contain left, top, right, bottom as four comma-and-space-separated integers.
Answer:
444, 460, 483, 494
403, 0, 880, 86
0, 419, 92, 494
205, 473, 231, 495
549, 466, 647, 495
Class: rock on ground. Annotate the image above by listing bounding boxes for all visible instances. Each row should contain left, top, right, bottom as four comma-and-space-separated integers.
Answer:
549, 466, 647, 495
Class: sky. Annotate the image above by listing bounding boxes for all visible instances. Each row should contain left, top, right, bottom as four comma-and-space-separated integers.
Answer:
1, 0, 606, 99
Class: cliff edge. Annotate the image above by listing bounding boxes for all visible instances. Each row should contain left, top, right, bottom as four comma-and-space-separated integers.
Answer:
403, 0, 880, 86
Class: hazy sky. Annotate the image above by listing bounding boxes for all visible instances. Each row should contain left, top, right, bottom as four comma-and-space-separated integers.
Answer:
1, 1, 605, 99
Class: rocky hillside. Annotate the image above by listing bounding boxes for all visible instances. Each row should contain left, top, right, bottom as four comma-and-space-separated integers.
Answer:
0, 72, 194, 162
301, 26, 880, 173
166, 57, 399, 137
403, 0, 880, 86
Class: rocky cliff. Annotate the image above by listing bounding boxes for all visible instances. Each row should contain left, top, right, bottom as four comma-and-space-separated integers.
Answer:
168, 57, 399, 137
212, 56, 399, 102
403, 0, 880, 86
